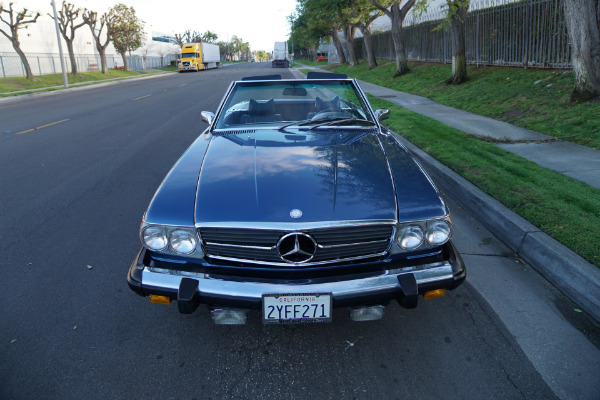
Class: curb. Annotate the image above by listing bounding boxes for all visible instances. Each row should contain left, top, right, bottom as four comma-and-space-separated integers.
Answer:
392, 131, 600, 323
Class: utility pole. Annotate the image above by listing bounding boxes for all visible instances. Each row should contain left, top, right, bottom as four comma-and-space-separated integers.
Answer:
51, 0, 68, 87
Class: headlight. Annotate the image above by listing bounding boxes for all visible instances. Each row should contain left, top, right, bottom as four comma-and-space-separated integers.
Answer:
426, 220, 452, 245
398, 225, 424, 249
142, 226, 167, 250
169, 229, 197, 255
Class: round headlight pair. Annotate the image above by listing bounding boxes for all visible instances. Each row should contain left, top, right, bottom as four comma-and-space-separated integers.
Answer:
398, 220, 451, 250
141, 226, 197, 255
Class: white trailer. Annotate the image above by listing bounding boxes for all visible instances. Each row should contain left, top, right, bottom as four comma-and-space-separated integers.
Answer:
200, 42, 220, 69
272, 42, 289, 68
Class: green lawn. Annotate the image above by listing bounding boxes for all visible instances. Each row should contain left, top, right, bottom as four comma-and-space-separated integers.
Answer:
294, 58, 329, 67
0, 70, 152, 95
333, 62, 600, 150
368, 95, 600, 268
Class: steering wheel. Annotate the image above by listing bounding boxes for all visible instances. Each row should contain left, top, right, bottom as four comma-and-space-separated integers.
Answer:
311, 111, 346, 121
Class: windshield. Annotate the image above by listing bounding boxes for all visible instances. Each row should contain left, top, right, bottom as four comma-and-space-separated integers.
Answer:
181, 52, 195, 58
214, 80, 375, 130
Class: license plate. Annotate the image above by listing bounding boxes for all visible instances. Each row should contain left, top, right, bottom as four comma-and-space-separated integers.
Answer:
262, 293, 332, 324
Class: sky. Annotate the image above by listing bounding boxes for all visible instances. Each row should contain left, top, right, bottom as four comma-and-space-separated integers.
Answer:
8, 0, 298, 52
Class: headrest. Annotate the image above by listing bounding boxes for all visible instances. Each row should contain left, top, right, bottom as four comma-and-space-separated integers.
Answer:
315, 96, 340, 112
249, 99, 275, 115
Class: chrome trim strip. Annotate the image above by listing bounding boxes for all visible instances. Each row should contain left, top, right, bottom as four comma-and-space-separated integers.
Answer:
317, 239, 389, 250
141, 263, 454, 300
195, 220, 397, 230
206, 251, 389, 267
205, 242, 275, 251
206, 239, 388, 251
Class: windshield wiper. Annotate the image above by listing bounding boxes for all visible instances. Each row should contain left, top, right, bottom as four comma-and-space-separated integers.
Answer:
309, 118, 376, 130
278, 119, 314, 131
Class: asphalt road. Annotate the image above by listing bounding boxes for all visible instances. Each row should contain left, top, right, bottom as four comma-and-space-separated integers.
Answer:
0, 63, 596, 399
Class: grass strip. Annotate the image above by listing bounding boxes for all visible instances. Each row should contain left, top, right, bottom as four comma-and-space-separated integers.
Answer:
0, 70, 152, 95
368, 94, 600, 268
294, 59, 329, 67
334, 62, 600, 150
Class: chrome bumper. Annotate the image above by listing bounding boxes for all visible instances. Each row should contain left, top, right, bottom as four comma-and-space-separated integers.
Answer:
128, 241, 466, 313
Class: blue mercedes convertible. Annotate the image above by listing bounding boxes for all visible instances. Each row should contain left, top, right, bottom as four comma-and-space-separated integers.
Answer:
127, 72, 466, 324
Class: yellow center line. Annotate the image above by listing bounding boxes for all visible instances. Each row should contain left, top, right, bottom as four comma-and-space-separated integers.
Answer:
177, 84, 187, 87
133, 94, 152, 101
16, 119, 70, 135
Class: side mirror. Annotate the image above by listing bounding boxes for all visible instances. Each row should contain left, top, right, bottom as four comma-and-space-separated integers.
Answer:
201, 111, 215, 125
374, 108, 390, 122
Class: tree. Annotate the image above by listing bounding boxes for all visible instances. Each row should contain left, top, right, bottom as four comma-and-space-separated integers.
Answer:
370, 0, 427, 76
231, 35, 244, 60
291, 0, 344, 63
0, 3, 40, 79
200, 30, 218, 43
138, 42, 155, 69
108, 3, 144, 71
82, 10, 114, 74
157, 44, 178, 67
562, 0, 600, 101
216, 40, 230, 61
175, 30, 201, 46
337, 0, 359, 66
49, 2, 86, 75
444, 0, 470, 84
288, 11, 320, 60
349, 0, 383, 69
256, 50, 267, 62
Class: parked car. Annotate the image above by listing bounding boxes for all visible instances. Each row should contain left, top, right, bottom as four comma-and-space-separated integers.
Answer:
128, 71, 466, 325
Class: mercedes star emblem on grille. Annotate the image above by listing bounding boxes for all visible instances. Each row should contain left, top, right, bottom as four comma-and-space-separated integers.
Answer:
277, 232, 317, 263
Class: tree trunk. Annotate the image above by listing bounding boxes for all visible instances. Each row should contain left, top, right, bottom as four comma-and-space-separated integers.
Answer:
65, 40, 78, 75
11, 39, 34, 79
121, 52, 129, 71
447, 0, 470, 84
344, 24, 359, 66
361, 26, 377, 69
563, 0, 600, 101
389, 4, 410, 76
331, 27, 347, 64
98, 47, 108, 74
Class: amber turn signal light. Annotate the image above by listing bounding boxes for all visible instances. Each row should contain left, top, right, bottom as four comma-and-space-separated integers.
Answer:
423, 289, 446, 300
149, 295, 171, 305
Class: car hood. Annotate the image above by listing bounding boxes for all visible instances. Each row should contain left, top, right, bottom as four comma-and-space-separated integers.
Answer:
194, 129, 441, 225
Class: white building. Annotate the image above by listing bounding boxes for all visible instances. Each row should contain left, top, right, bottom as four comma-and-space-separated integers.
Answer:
0, 1, 178, 76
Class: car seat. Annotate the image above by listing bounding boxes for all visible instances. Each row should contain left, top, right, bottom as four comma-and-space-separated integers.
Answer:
240, 99, 282, 123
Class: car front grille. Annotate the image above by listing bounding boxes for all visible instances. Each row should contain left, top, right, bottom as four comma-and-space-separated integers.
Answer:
182, 61, 190, 67
198, 224, 394, 266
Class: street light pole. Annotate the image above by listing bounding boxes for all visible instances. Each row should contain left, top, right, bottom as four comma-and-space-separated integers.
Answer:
51, 0, 68, 88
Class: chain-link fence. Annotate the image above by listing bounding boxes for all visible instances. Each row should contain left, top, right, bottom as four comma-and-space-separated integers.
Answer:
0, 52, 178, 78
345, 0, 571, 69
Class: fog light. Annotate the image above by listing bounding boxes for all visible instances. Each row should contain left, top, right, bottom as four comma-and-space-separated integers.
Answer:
424, 289, 447, 300
149, 295, 171, 305
349, 305, 385, 322
211, 309, 248, 325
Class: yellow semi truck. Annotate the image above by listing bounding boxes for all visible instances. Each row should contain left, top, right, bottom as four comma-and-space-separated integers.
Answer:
178, 43, 220, 72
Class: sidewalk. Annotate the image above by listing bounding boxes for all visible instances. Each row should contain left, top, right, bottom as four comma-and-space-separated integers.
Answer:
291, 64, 600, 322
